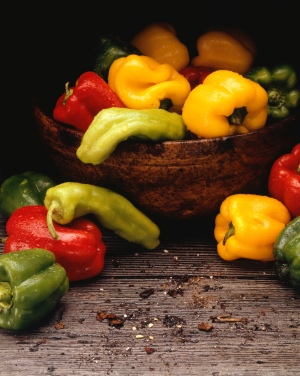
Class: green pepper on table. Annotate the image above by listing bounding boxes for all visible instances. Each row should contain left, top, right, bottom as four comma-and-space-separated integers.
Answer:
0, 248, 69, 331
0, 171, 56, 218
273, 215, 300, 293
245, 64, 300, 122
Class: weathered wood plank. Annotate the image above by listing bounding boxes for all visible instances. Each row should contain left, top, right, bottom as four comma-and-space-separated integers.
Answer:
1, 215, 299, 376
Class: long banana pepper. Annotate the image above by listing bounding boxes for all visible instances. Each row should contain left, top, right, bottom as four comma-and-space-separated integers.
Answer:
76, 107, 187, 164
182, 70, 268, 138
44, 182, 160, 250
214, 194, 291, 261
108, 54, 191, 112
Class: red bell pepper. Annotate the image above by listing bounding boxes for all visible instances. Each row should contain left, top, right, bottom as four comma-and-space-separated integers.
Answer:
268, 143, 300, 218
3, 205, 106, 282
179, 66, 214, 89
53, 71, 125, 132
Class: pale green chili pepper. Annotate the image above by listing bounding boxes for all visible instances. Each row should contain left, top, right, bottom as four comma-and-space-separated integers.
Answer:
44, 182, 160, 250
76, 107, 187, 165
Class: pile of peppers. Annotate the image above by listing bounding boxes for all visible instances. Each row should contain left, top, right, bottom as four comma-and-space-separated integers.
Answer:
51, 24, 299, 149
2, 23, 300, 331
0, 172, 162, 330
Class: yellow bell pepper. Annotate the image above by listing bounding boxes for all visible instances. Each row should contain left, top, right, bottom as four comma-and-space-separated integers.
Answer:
108, 54, 191, 112
131, 22, 190, 72
181, 70, 268, 138
214, 194, 291, 262
191, 29, 256, 74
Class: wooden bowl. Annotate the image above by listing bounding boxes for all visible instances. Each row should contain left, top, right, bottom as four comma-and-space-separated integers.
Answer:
33, 100, 300, 222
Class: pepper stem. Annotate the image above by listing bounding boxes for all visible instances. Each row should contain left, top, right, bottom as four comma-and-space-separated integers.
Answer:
159, 98, 173, 111
0, 282, 13, 309
47, 201, 60, 240
62, 82, 73, 105
223, 222, 235, 245
228, 107, 247, 125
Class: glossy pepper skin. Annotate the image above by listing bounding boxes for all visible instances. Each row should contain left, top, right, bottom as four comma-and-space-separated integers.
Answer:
179, 66, 214, 89
0, 248, 69, 331
131, 22, 190, 71
182, 70, 268, 138
273, 216, 300, 292
53, 71, 125, 132
0, 171, 56, 218
191, 29, 256, 74
214, 194, 291, 261
108, 54, 191, 112
268, 143, 300, 218
245, 64, 300, 122
90, 35, 141, 82
44, 182, 160, 250
76, 107, 187, 164
4, 205, 106, 282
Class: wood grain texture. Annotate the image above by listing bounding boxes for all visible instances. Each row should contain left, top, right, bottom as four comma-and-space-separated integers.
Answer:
1, 215, 299, 376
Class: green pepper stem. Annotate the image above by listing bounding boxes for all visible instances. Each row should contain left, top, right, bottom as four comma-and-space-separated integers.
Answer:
47, 201, 60, 240
228, 107, 247, 125
63, 82, 73, 105
223, 222, 235, 245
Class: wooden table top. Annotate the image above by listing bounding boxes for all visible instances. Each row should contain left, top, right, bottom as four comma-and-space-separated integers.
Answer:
0, 213, 299, 376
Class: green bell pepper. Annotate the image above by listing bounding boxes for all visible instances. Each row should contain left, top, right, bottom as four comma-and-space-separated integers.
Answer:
0, 248, 69, 331
273, 215, 300, 292
245, 64, 300, 122
90, 35, 141, 82
0, 171, 56, 218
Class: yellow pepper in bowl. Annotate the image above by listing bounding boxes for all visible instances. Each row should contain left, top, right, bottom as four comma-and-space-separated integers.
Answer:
191, 29, 256, 74
131, 22, 190, 72
108, 54, 191, 112
214, 194, 291, 262
182, 70, 268, 138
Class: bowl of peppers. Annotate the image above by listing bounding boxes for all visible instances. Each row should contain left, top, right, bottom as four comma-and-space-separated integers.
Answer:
32, 27, 300, 222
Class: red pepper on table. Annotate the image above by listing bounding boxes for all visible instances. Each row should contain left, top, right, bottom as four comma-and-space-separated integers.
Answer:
268, 143, 300, 218
3, 205, 106, 282
179, 66, 214, 89
53, 71, 125, 132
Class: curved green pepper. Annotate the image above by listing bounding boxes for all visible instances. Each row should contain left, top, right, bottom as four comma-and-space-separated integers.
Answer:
76, 107, 187, 165
245, 64, 300, 122
90, 35, 141, 82
44, 182, 160, 250
0, 248, 69, 330
0, 171, 56, 218
274, 215, 300, 292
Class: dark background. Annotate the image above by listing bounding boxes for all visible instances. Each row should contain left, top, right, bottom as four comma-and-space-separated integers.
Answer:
2, 1, 299, 182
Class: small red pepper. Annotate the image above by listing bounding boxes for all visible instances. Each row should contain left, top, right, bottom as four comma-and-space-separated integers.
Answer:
3, 205, 106, 281
268, 143, 300, 218
53, 71, 125, 132
179, 66, 214, 89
